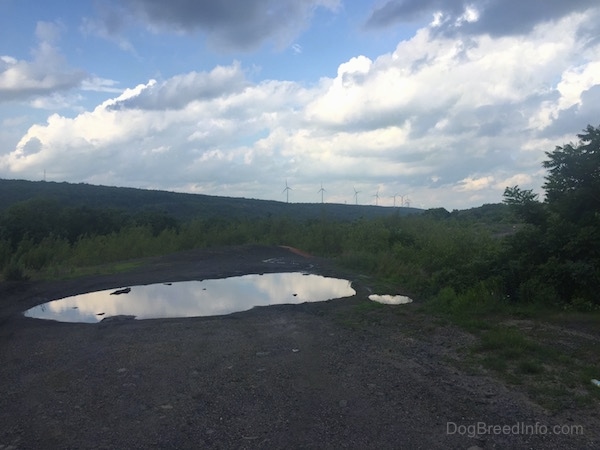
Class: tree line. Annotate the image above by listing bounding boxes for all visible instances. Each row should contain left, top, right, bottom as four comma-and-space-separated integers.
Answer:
1, 124, 598, 311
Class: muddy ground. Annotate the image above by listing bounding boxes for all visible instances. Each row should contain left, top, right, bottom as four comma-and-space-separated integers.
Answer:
0, 245, 598, 449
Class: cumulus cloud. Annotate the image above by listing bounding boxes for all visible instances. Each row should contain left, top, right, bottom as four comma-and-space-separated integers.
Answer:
0, 22, 86, 103
366, 0, 599, 37
2, 9, 599, 209
0, 63, 308, 189
306, 20, 576, 137
108, 62, 249, 110
454, 175, 494, 192
90, 0, 340, 51
542, 85, 600, 137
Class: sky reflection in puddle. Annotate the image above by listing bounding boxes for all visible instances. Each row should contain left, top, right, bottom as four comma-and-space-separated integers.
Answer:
368, 294, 413, 305
24, 273, 356, 323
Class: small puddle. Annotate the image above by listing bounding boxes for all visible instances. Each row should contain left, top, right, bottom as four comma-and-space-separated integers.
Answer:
24, 273, 355, 323
368, 294, 413, 305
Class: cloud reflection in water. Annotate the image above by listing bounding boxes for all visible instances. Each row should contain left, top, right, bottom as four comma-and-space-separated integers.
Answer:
24, 273, 356, 323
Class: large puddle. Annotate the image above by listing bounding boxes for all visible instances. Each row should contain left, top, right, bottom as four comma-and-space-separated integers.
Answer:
24, 273, 356, 323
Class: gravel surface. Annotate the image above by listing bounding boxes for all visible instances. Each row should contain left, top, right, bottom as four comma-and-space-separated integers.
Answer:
0, 245, 598, 449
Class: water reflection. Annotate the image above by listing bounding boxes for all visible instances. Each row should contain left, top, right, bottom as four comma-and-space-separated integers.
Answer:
24, 273, 356, 323
368, 294, 413, 305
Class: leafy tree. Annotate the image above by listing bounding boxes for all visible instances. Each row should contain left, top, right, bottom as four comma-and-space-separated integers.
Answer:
421, 207, 451, 220
0, 198, 63, 247
133, 210, 180, 236
502, 124, 600, 306
502, 186, 546, 226
543, 124, 600, 224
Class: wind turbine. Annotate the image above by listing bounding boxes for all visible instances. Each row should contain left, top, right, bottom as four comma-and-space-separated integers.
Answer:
353, 186, 360, 205
392, 193, 399, 207
373, 189, 380, 206
318, 182, 326, 204
396, 194, 405, 207
282, 180, 292, 203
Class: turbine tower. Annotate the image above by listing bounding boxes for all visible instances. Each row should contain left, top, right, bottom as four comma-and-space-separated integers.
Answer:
318, 182, 326, 204
396, 194, 405, 207
353, 186, 360, 205
282, 180, 292, 203
373, 189, 380, 206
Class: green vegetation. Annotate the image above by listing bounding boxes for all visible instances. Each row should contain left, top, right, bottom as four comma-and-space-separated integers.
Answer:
1, 125, 598, 310
500, 124, 600, 309
468, 319, 600, 411
0, 203, 505, 284
1, 124, 598, 411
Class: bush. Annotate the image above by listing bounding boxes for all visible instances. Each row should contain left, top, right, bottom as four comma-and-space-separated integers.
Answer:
3, 262, 29, 281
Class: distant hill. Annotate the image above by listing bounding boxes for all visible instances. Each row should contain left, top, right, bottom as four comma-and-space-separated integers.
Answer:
0, 179, 422, 222
450, 202, 511, 222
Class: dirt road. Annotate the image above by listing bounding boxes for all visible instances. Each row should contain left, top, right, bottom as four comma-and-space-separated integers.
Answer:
0, 245, 597, 449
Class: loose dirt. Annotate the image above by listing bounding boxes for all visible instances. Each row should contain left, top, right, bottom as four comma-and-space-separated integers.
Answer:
0, 245, 598, 449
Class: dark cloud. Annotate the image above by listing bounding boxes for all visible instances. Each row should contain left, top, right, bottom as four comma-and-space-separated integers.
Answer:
366, 0, 599, 37
366, 0, 463, 28
542, 85, 600, 138
116, 0, 337, 51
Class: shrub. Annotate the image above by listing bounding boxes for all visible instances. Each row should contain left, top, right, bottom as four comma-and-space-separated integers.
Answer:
3, 261, 29, 281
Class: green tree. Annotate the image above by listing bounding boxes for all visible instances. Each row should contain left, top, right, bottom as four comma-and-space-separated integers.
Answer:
502, 124, 600, 306
502, 186, 547, 226
543, 124, 600, 224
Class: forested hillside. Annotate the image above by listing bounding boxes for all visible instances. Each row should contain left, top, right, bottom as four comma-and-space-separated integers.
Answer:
0, 177, 512, 288
0, 179, 420, 222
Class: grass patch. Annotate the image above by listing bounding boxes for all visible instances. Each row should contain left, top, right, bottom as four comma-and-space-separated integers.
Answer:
423, 286, 600, 412
517, 360, 545, 375
38, 259, 145, 281
479, 327, 530, 357
335, 299, 390, 330
352, 299, 386, 313
476, 328, 599, 410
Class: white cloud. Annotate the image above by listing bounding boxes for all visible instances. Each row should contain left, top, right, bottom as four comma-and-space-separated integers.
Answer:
81, 77, 122, 93
34, 21, 64, 43
455, 175, 494, 192
1, 10, 599, 210
531, 59, 600, 129
29, 93, 84, 110
496, 173, 534, 189
0, 22, 86, 103
109, 62, 248, 110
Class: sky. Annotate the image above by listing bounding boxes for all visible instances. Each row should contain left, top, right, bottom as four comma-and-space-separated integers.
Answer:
1, 0, 599, 210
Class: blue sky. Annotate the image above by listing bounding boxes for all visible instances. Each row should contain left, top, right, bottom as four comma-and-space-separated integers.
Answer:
1, 0, 599, 209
